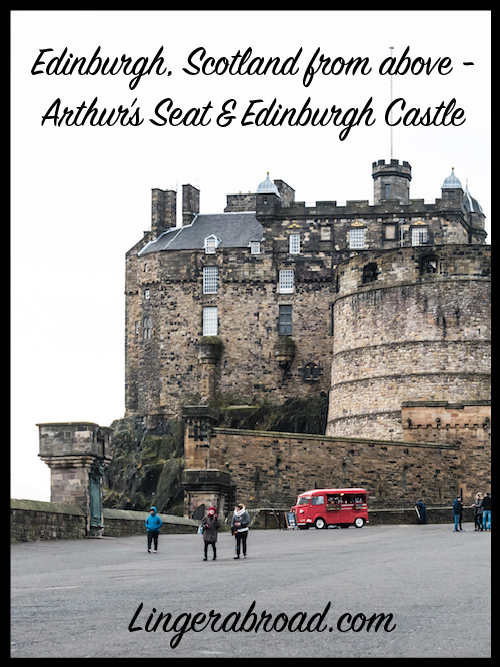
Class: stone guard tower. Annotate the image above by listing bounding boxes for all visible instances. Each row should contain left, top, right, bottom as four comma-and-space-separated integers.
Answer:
181, 406, 234, 519
38, 422, 112, 536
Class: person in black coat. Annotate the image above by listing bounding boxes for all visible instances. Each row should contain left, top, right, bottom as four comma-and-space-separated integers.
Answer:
453, 496, 463, 532
232, 503, 250, 559
201, 507, 221, 561
473, 492, 484, 531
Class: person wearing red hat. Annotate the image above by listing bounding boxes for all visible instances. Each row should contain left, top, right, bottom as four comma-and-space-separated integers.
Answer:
201, 507, 221, 561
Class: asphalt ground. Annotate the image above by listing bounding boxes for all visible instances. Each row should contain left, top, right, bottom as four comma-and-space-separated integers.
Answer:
10, 522, 490, 658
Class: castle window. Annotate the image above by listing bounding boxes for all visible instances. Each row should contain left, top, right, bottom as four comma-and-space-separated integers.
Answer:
411, 225, 428, 246
384, 184, 391, 199
349, 227, 365, 249
289, 233, 300, 254
303, 362, 320, 382
362, 262, 378, 284
320, 226, 331, 241
279, 304, 292, 335
420, 254, 439, 274
203, 306, 218, 336
144, 288, 150, 299
203, 266, 218, 294
384, 224, 396, 240
250, 241, 261, 254
143, 315, 152, 341
279, 269, 294, 294
204, 235, 220, 254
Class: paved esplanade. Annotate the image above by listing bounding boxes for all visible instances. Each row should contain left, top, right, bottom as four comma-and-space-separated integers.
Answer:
11, 524, 490, 658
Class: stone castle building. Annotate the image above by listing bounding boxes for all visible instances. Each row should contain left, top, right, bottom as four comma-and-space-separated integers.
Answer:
123, 158, 490, 515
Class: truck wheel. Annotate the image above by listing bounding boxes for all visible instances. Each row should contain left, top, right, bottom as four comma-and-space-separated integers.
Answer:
314, 517, 327, 529
354, 517, 364, 528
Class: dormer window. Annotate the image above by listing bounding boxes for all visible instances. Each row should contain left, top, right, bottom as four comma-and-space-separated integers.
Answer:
204, 235, 220, 254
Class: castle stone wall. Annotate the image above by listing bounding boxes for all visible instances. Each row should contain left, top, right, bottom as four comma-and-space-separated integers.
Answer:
207, 427, 464, 509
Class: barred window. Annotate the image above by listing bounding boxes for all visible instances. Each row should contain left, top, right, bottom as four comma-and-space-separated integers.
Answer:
203, 266, 218, 294
279, 304, 292, 335
289, 233, 300, 254
349, 228, 365, 249
203, 307, 218, 336
143, 315, 152, 341
279, 269, 294, 294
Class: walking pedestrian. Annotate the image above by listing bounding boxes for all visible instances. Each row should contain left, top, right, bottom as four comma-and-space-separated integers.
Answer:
232, 503, 250, 559
473, 492, 484, 531
415, 499, 428, 524
482, 493, 491, 531
145, 506, 163, 553
452, 496, 462, 532
201, 506, 221, 561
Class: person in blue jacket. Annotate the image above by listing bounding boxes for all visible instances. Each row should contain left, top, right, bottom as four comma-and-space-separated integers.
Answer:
145, 506, 163, 552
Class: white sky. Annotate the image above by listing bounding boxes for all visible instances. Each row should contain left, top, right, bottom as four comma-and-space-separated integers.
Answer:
11, 10, 491, 501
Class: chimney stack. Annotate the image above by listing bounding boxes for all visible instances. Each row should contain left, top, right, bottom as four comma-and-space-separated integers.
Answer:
151, 188, 176, 237
182, 184, 200, 226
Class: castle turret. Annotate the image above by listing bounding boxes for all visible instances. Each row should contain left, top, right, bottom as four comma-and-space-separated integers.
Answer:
440, 167, 463, 207
372, 159, 411, 204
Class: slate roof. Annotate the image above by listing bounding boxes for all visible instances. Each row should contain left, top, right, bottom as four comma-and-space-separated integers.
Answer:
464, 186, 484, 215
138, 211, 263, 255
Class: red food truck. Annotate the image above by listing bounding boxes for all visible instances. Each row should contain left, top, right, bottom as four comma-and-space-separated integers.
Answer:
291, 488, 369, 529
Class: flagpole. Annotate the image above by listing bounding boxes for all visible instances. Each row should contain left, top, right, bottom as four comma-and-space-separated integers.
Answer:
390, 46, 394, 158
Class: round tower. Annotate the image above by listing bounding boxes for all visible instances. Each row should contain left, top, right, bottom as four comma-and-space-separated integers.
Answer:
372, 159, 411, 204
327, 244, 491, 440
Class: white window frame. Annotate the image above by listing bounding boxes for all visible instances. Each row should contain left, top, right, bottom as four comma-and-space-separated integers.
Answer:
203, 266, 218, 294
250, 241, 261, 254
411, 226, 428, 246
203, 306, 218, 336
279, 269, 294, 294
349, 228, 365, 249
204, 235, 220, 254
289, 233, 301, 254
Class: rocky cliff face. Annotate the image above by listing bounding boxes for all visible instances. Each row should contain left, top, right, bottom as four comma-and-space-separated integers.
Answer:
103, 394, 329, 512
103, 416, 185, 514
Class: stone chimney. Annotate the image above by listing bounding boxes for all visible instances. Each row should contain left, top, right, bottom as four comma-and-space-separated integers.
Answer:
182, 184, 200, 226
152, 188, 177, 237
